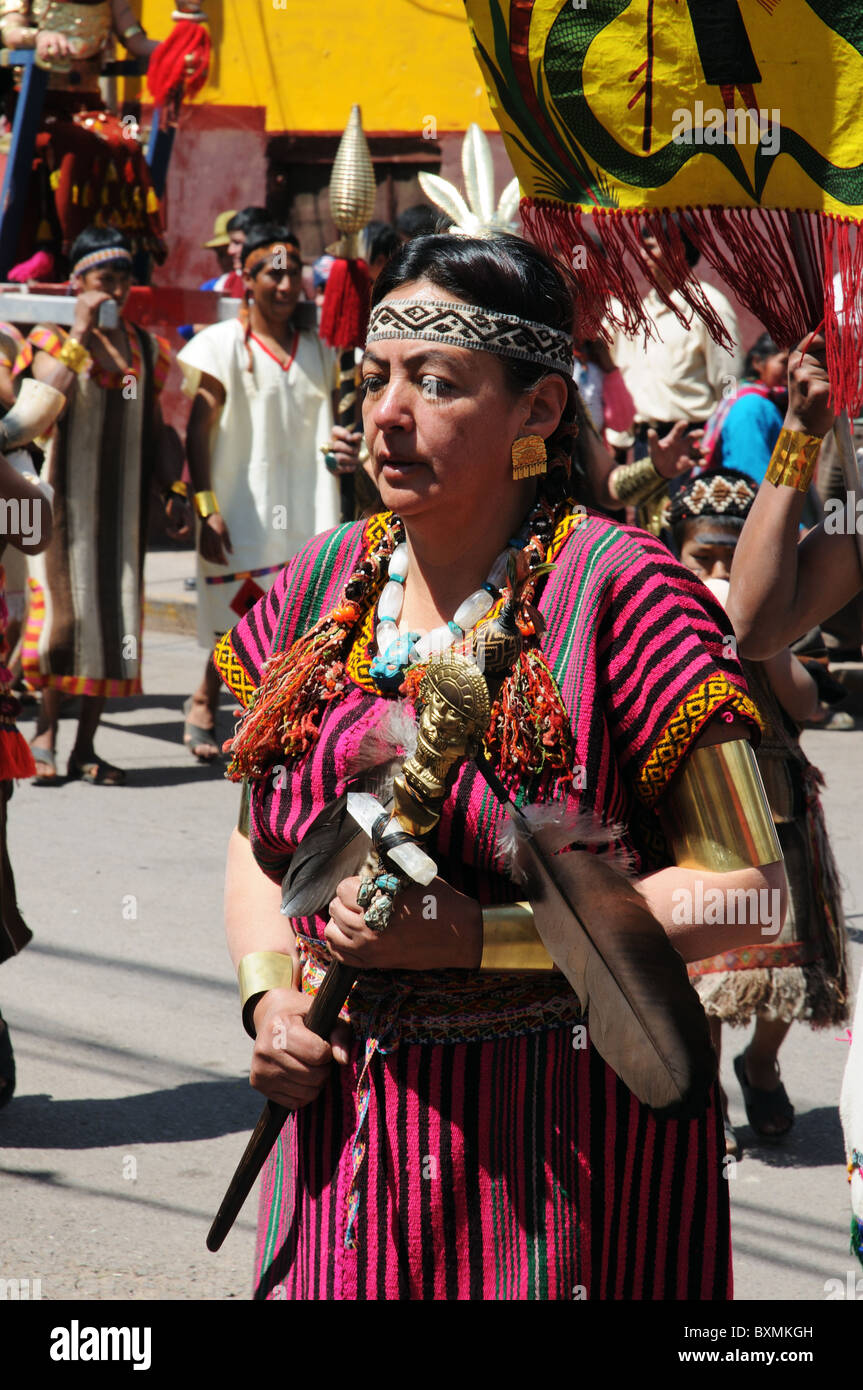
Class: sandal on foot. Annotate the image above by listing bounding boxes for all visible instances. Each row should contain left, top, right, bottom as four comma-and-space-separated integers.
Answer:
733, 1051, 794, 1140
67, 753, 126, 786
0, 1011, 15, 1110
183, 697, 221, 762
30, 744, 59, 785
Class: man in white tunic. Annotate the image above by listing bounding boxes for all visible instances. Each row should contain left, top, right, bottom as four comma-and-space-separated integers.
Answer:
177, 225, 361, 758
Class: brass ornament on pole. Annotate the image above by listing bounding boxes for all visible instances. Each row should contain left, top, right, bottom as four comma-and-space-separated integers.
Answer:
319, 105, 379, 522
327, 104, 376, 260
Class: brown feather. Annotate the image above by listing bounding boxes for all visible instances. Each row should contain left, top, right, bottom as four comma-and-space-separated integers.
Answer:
520, 831, 716, 1118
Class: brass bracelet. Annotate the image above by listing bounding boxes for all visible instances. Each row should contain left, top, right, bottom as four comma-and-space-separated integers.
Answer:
4, 25, 37, 46
610, 457, 665, 506
194, 489, 220, 519
765, 428, 822, 492
162, 479, 189, 503
58, 337, 90, 375
237, 950, 295, 1038
661, 739, 782, 872
480, 901, 554, 972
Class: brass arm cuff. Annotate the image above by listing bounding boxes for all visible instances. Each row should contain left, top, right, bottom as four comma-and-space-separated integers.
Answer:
238, 950, 295, 1038
194, 489, 220, 519
611, 457, 665, 506
662, 739, 781, 872
480, 901, 555, 972
58, 337, 90, 375
765, 428, 822, 492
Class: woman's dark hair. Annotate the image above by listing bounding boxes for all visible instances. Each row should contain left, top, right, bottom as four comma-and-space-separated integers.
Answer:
372, 234, 579, 490
242, 224, 300, 269
227, 206, 270, 237
69, 224, 131, 271
395, 204, 451, 240
743, 332, 780, 381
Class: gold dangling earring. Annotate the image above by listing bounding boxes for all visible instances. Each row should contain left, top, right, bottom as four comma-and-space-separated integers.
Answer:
511, 435, 547, 480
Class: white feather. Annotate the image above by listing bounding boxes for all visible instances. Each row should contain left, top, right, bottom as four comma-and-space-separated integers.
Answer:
498, 803, 634, 883
495, 178, 521, 229
462, 124, 496, 226
418, 172, 473, 233
343, 701, 418, 779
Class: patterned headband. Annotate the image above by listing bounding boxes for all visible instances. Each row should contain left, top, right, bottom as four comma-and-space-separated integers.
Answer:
665, 472, 757, 530
366, 298, 574, 375
243, 243, 300, 277
72, 247, 133, 276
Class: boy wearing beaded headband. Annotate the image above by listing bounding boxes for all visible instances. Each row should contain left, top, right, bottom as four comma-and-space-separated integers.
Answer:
25, 225, 184, 784
667, 468, 849, 1155
177, 224, 362, 761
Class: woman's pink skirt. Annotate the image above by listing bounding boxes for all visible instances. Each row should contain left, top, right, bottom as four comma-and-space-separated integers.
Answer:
253, 1025, 731, 1301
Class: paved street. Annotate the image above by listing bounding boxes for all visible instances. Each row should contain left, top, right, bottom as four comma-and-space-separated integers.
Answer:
0, 589, 860, 1302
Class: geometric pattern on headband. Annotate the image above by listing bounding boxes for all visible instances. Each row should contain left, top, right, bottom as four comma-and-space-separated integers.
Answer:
72, 247, 133, 276
665, 472, 757, 529
366, 297, 574, 375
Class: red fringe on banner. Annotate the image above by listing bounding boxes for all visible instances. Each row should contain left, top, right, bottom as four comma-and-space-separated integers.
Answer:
319, 258, 372, 352
521, 201, 863, 416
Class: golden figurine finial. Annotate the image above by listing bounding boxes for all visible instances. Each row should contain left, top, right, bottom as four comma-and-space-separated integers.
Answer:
392, 653, 492, 839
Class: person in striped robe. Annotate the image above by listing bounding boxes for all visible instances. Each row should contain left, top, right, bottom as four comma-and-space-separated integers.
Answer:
216, 234, 786, 1300
24, 226, 187, 784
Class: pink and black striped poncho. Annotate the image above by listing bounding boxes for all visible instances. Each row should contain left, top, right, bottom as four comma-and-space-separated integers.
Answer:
217, 505, 760, 1301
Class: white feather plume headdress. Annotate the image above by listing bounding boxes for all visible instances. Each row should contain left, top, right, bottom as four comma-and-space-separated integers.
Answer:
419, 124, 520, 238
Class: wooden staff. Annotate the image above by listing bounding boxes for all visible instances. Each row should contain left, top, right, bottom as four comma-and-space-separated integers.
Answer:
205, 963, 356, 1253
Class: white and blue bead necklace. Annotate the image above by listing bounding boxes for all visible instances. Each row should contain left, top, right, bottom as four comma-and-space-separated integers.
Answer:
368, 531, 529, 687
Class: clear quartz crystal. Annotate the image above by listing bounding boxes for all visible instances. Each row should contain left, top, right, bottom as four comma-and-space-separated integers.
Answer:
378, 580, 405, 622
346, 792, 438, 885
415, 625, 456, 662
389, 542, 409, 581
453, 588, 494, 631
376, 620, 399, 655
487, 548, 514, 590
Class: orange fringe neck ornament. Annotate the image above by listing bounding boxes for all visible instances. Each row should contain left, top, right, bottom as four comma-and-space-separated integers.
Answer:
227, 498, 577, 786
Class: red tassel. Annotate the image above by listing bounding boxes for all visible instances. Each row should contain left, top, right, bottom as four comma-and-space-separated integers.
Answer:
487, 648, 574, 789
147, 20, 212, 111
319, 258, 372, 351
521, 200, 863, 416
0, 728, 37, 780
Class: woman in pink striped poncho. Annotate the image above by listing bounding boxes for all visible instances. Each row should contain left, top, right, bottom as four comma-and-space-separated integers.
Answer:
216, 234, 785, 1300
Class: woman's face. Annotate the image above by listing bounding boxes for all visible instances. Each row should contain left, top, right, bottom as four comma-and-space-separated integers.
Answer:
678, 518, 739, 582
361, 280, 560, 522
754, 349, 789, 388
